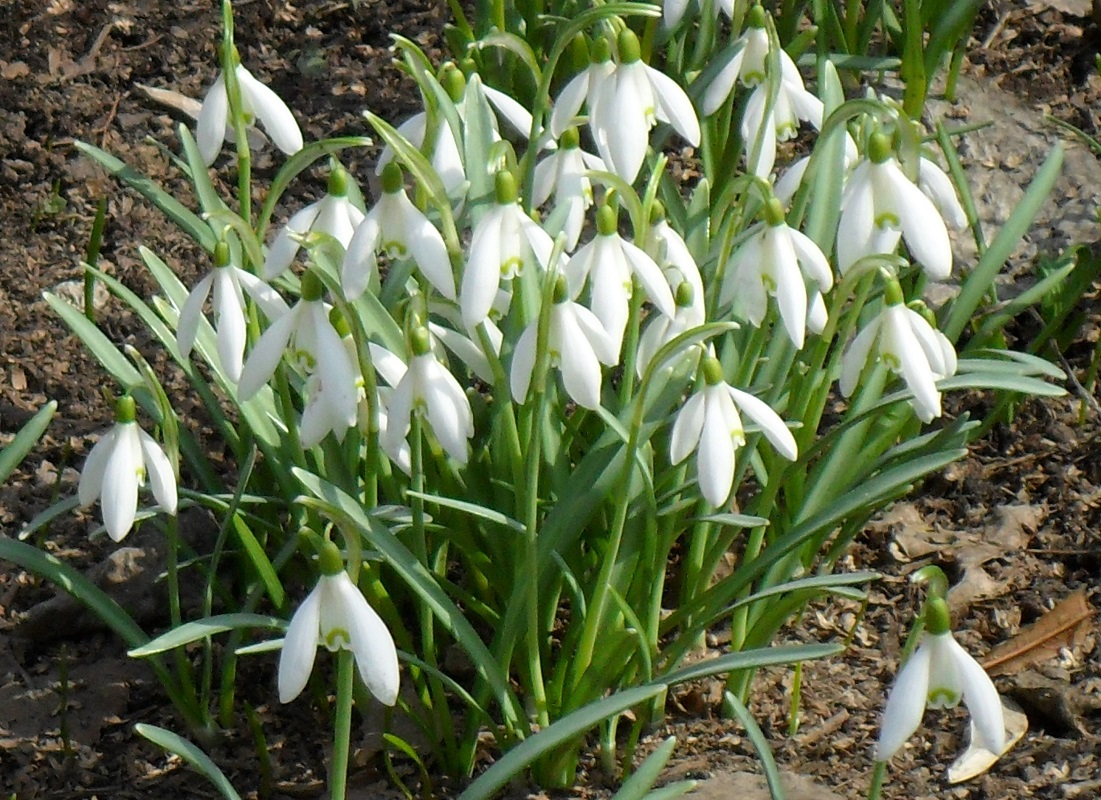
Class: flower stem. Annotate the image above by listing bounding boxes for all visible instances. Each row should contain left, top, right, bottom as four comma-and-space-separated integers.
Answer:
867, 761, 887, 800
330, 649, 355, 800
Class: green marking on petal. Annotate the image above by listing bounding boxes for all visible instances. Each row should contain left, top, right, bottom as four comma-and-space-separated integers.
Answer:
324, 628, 351, 651
927, 687, 960, 708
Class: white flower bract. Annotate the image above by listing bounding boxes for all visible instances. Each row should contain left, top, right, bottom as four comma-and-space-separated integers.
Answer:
278, 570, 400, 706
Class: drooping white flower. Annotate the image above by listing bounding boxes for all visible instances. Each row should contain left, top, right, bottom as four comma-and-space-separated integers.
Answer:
739, 52, 824, 178
720, 198, 832, 349
264, 167, 365, 280
378, 329, 474, 466
550, 38, 615, 139
837, 132, 953, 279
196, 60, 303, 167
238, 273, 359, 443
460, 171, 557, 330
670, 354, 797, 507
663, 0, 734, 30
702, 6, 771, 114
839, 289, 958, 423
342, 162, 456, 301
177, 242, 288, 383
78, 396, 177, 542
510, 276, 619, 410
278, 543, 399, 706
532, 127, 605, 251
877, 597, 1005, 763
636, 278, 705, 378
564, 204, 676, 356
773, 131, 859, 206
589, 29, 700, 183
377, 66, 535, 195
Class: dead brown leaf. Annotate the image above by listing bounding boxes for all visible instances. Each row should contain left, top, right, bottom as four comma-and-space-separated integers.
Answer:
981, 591, 1095, 677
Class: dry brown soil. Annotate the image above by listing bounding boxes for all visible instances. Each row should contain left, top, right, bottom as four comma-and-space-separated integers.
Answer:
0, 1, 1100, 798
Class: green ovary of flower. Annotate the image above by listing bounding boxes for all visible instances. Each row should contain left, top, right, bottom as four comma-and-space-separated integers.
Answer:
324, 627, 352, 651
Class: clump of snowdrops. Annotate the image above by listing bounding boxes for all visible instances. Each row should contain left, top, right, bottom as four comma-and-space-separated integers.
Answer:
1, 0, 1071, 797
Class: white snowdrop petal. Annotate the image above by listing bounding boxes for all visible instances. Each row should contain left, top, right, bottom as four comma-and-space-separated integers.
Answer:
236, 66, 303, 156
278, 584, 323, 703
669, 392, 706, 465
78, 428, 117, 507
238, 304, 301, 401
101, 425, 141, 541
138, 429, 177, 515
645, 64, 700, 146
176, 271, 215, 359
877, 644, 933, 760
509, 324, 539, 404
264, 203, 322, 279
196, 76, 229, 166
212, 269, 247, 382
728, 387, 798, 461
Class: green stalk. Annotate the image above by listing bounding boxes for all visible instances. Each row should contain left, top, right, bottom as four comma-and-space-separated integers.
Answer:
867, 761, 887, 800
83, 197, 107, 322
521, 375, 550, 728
330, 650, 355, 800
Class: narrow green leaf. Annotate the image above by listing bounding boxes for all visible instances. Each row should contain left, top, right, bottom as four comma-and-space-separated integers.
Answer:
45, 292, 141, 388
457, 684, 666, 800
73, 141, 216, 251
128, 613, 287, 658
661, 643, 844, 684
135, 724, 242, 800
405, 490, 525, 533
612, 736, 677, 800
944, 144, 1063, 341
0, 401, 55, 483
724, 691, 785, 800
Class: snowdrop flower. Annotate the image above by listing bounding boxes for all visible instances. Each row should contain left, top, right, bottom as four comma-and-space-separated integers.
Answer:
647, 201, 705, 308
343, 163, 456, 301
773, 131, 859, 206
380, 328, 474, 465
264, 167, 365, 280
78, 395, 177, 542
532, 127, 605, 251
670, 354, 797, 507
839, 284, 958, 423
510, 276, 619, 410
701, 6, 771, 114
550, 37, 615, 138
564, 203, 676, 356
363, 343, 413, 474
238, 273, 359, 443
177, 241, 288, 383
636, 279, 705, 378
739, 53, 824, 178
196, 56, 303, 167
663, 0, 734, 30
377, 66, 534, 195
837, 131, 953, 279
878, 597, 1005, 762
278, 540, 399, 706
593, 30, 700, 183
719, 198, 832, 348
460, 171, 557, 329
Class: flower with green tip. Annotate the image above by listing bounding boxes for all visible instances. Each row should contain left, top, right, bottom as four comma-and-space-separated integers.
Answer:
78, 396, 177, 542
510, 277, 619, 410
670, 354, 797, 507
737, 53, 823, 178
196, 60, 303, 167
342, 163, 455, 301
564, 203, 676, 356
701, 6, 770, 113
238, 273, 360, 444
379, 329, 474, 466
532, 127, 605, 252
720, 198, 833, 349
838, 132, 953, 279
460, 171, 557, 329
264, 168, 365, 280
877, 597, 1005, 763
839, 287, 957, 423
177, 241, 288, 383
278, 541, 399, 706
589, 30, 700, 183
663, 0, 734, 30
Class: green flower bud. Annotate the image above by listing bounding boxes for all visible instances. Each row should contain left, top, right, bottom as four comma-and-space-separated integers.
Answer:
495, 170, 518, 205
596, 203, 618, 236
617, 29, 641, 64
380, 161, 404, 194
868, 131, 893, 165
317, 538, 345, 576
702, 355, 724, 385
300, 271, 325, 302
410, 326, 431, 356
114, 394, 137, 424
925, 596, 951, 635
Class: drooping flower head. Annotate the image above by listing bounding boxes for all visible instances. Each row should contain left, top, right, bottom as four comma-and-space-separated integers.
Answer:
877, 596, 1005, 763
839, 280, 957, 423
177, 240, 288, 383
78, 395, 178, 542
278, 538, 399, 706
837, 131, 953, 279
460, 170, 557, 330
720, 197, 832, 349
702, 5, 771, 113
342, 162, 456, 302
196, 51, 303, 167
564, 203, 676, 357
264, 166, 365, 280
670, 354, 797, 507
532, 127, 605, 252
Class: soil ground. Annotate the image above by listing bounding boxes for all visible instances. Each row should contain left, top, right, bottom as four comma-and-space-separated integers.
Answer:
1, 0, 1100, 798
